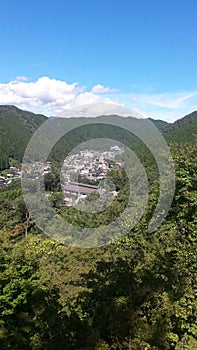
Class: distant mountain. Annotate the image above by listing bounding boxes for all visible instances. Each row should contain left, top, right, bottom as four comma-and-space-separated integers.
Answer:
162, 110, 197, 143
0, 105, 47, 169
47, 115, 169, 164
148, 118, 168, 129
0, 104, 196, 170
0, 105, 168, 169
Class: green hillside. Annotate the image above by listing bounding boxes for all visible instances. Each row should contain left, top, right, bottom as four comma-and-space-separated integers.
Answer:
0, 139, 196, 350
162, 110, 197, 143
48, 117, 150, 164
0, 105, 196, 171
0, 105, 47, 169
0, 106, 167, 169
0, 106, 196, 349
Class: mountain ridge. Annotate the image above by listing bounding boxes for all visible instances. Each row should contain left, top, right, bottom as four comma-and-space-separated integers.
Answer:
0, 105, 196, 169
162, 110, 197, 143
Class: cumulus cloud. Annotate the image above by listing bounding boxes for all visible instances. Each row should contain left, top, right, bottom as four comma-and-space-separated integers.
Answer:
0, 77, 119, 116
58, 102, 141, 118
0, 76, 196, 121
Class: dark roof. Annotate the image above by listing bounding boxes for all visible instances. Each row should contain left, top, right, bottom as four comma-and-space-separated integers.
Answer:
69, 182, 98, 190
64, 182, 99, 195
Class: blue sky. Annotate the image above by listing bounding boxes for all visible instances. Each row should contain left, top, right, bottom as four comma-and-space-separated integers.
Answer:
0, 0, 197, 121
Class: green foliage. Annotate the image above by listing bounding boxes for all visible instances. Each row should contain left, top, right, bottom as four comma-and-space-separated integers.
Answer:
0, 105, 168, 170
162, 110, 197, 144
0, 104, 196, 349
0, 105, 46, 169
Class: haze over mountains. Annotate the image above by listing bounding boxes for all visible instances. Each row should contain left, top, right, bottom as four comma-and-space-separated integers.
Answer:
0, 104, 196, 170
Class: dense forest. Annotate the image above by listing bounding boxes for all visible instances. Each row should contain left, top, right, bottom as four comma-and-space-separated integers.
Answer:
0, 106, 46, 169
0, 105, 168, 170
0, 106, 196, 349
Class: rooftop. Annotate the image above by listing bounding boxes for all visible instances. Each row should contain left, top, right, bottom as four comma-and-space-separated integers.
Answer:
64, 182, 99, 195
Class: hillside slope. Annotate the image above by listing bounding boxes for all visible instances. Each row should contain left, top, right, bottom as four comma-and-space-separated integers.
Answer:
162, 110, 197, 143
0, 105, 47, 169
0, 106, 167, 168
0, 105, 196, 170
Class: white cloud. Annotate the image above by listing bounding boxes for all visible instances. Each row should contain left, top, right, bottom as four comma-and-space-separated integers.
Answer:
0, 77, 119, 116
16, 76, 28, 82
118, 91, 197, 122
89, 89, 197, 121
59, 103, 141, 118
133, 92, 197, 110
0, 76, 196, 121
75, 92, 101, 105
91, 84, 118, 94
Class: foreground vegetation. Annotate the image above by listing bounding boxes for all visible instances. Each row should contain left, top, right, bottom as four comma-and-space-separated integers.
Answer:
0, 142, 196, 349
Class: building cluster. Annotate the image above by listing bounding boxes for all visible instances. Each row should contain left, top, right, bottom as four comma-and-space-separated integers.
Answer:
0, 162, 51, 187
62, 145, 123, 182
24, 161, 51, 180
0, 166, 22, 187
61, 145, 123, 206
1, 146, 123, 208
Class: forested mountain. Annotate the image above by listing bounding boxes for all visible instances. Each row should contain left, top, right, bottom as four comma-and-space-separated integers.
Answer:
0, 105, 196, 349
0, 104, 196, 171
0, 142, 196, 349
0, 105, 168, 169
162, 110, 197, 143
1, 106, 196, 158
0, 105, 47, 169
